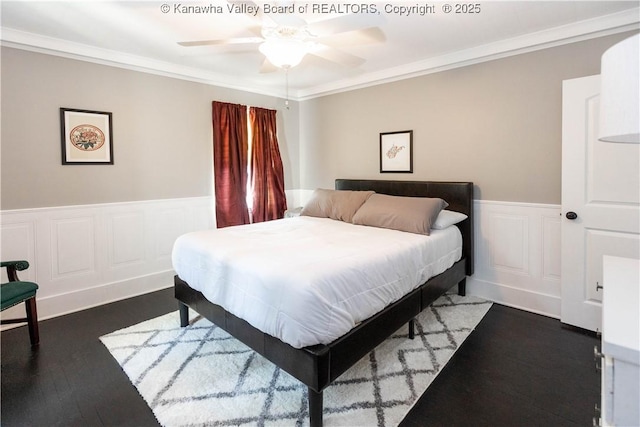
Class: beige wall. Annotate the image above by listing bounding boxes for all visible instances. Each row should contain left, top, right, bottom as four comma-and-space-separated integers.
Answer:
1, 47, 300, 210
2, 31, 635, 210
299, 31, 637, 204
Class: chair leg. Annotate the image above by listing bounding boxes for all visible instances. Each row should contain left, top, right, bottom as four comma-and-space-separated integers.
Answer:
25, 297, 39, 347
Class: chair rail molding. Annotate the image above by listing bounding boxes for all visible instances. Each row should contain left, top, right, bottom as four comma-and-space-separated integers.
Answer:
0, 197, 214, 325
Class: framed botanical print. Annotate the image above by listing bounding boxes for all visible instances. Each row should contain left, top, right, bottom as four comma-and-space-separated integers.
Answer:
380, 130, 413, 173
60, 108, 113, 164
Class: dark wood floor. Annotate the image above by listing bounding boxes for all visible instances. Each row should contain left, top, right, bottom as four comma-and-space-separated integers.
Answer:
1, 288, 600, 426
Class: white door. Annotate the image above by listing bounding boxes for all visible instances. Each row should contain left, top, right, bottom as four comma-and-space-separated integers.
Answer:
561, 75, 640, 332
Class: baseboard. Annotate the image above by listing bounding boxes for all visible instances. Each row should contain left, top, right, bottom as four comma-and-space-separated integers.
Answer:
0, 271, 175, 330
467, 276, 561, 319
39, 270, 175, 320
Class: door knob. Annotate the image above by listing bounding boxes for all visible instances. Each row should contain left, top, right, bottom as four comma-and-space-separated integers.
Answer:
566, 211, 578, 220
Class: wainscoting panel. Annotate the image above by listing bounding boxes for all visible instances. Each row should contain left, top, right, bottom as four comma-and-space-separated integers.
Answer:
468, 200, 562, 318
0, 221, 37, 283
489, 213, 529, 274
109, 211, 146, 268
153, 208, 188, 260
0, 197, 214, 324
1, 196, 562, 324
543, 214, 562, 282
51, 215, 97, 279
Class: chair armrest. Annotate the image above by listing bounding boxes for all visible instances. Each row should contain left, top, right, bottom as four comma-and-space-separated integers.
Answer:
1, 260, 30, 282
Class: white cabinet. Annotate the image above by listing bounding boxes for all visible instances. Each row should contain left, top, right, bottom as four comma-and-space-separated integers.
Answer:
599, 256, 640, 426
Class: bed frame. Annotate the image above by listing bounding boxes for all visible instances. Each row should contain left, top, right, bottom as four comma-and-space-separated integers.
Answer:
174, 179, 474, 426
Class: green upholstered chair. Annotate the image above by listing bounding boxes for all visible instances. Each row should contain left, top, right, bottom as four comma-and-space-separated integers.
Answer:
1, 260, 39, 347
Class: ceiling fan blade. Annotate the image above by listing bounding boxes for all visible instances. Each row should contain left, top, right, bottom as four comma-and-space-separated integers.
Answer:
248, 24, 263, 38
352, 27, 386, 44
318, 27, 386, 46
178, 36, 263, 47
307, 13, 384, 37
309, 45, 365, 67
179, 43, 260, 56
259, 58, 278, 73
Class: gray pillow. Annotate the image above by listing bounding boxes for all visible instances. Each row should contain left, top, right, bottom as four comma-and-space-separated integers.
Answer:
352, 193, 449, 235
300, 189, 375, 223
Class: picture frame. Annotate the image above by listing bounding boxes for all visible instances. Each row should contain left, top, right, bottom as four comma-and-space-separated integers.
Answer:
60, 108, 113, 164
380, 130, 413, 173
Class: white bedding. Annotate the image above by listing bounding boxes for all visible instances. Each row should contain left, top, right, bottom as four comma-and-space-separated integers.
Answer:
171, 216, 462, 348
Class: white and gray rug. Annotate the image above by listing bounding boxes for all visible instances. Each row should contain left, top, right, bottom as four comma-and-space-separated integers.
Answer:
101, 293, 491, 427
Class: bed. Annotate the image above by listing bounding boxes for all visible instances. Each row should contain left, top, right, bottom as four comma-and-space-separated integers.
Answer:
173, 179, 474, 426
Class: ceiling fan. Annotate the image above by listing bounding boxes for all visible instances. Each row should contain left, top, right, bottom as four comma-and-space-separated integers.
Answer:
177, 1, 385, 71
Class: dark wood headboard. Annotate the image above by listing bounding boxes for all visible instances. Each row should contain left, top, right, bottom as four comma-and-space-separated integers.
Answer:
335, 179, 474, 276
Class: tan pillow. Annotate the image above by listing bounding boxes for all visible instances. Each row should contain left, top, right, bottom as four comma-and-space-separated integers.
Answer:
300, 189, 375, 223
352, 194, 449, 235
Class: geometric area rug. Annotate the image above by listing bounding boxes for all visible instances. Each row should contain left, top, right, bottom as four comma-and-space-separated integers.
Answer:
100, 293, 492, 427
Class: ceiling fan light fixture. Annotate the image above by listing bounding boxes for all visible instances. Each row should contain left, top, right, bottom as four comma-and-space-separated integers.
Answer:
259, 39, 308, 68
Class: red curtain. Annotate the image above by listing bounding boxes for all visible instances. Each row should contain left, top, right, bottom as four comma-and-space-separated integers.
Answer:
212, 101, 250, 228
249, 107, 287, 223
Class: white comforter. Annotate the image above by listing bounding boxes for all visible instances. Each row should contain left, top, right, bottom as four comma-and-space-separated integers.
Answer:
172, 216, 462, 348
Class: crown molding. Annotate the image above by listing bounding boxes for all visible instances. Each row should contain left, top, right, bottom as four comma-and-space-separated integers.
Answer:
1, 7, 638, 102
0, 28, 286, 99
297, 8, 640, 100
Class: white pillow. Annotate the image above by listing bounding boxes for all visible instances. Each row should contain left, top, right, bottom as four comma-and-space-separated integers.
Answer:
433, 210, 468, 230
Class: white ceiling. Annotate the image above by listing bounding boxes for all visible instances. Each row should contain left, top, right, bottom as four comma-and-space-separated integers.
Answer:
1, 1, 639, 100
